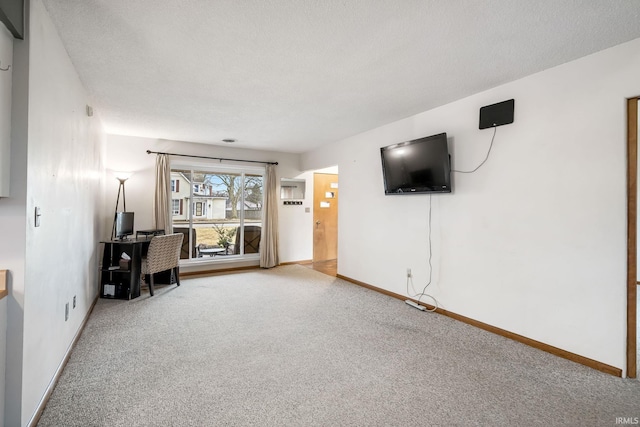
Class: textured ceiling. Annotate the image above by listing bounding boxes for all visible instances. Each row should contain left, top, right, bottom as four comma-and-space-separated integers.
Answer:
42, 0, 640, 153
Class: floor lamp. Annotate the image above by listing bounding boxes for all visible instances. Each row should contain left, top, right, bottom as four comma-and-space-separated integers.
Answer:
111, 172, 132, 239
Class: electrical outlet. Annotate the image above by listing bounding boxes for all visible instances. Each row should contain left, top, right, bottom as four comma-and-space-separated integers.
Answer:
73, 295, 76, 309
406, 268, 412, 278
65, 303, 69, 321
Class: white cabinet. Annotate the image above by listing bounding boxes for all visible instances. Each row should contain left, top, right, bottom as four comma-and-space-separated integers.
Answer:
0, 24, 12, 197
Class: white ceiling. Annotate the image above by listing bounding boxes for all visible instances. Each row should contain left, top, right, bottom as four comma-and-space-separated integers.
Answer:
42, 0, 640, 154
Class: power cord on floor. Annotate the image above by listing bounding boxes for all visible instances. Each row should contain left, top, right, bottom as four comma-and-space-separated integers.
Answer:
406, 128, 499, 311
406, 194, 439, 312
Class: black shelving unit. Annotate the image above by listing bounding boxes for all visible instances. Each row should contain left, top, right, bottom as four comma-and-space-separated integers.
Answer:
100, 239, 148, 299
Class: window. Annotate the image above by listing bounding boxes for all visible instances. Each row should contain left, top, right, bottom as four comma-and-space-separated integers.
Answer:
172, 199, 181, 215
171, 166, 264, 261
171, 179, 179, 192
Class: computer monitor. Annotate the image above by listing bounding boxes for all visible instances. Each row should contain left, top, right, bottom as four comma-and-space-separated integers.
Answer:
114, 212, 134, 240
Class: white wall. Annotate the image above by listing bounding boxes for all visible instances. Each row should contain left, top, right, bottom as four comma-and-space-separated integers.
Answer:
302, 37, 640, 373
1, 2, 29, 424
280, 169, 314, 262
105, 135, 311, 269
0, 19, 13, 425
3, 1, 107, 425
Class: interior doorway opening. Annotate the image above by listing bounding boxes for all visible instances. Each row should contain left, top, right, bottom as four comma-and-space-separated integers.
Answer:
312, 166, 338, 276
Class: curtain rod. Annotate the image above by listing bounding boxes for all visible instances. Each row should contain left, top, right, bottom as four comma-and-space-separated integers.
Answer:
146, 150, 278, 166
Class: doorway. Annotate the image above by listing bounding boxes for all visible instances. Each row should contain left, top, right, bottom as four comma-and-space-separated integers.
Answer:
313, 173, 338, 274
627, 96, 638, 378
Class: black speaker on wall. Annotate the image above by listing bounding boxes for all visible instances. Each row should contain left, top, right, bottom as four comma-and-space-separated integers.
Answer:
479, 99, 514, 129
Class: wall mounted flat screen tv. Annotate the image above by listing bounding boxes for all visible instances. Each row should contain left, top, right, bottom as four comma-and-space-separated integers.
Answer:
380, 132, 451, 195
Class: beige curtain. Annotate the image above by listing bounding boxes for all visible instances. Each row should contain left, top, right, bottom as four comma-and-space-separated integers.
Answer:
260, 164, 279, 268
153, 154, 172, 234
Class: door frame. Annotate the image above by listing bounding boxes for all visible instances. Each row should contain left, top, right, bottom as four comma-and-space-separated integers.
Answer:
312, 172, 339, 263
626, 96, 638, 378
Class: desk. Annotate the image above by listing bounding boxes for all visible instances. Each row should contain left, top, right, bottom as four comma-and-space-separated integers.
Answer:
136, 229, 165, 239
100, 238, 151, 299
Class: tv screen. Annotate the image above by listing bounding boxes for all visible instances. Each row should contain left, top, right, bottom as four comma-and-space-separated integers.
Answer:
114, 212, 134, 239
380, 133, 451, 195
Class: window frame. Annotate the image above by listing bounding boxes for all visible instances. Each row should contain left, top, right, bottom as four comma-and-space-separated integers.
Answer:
170, 161, 265, 264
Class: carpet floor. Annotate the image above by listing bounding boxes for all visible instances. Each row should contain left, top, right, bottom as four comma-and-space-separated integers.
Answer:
37, 265, 640, 426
